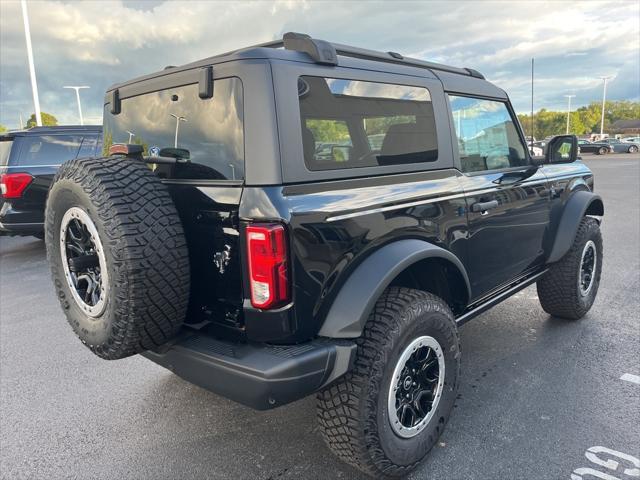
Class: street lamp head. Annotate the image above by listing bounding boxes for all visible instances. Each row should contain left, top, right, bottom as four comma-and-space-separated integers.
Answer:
63, 86, 90, 90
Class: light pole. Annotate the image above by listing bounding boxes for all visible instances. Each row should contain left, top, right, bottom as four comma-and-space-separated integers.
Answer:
564, 94, 575, 134
530, 57, 534, 145
63, 86, 90, 125
599, 76, 612, 138
170, 114, 187, 148
21, 0, 42, 126
126, 130, 135, 143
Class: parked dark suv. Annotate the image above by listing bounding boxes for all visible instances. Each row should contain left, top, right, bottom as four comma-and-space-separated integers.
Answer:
44, 33, 603, 478
0, 125, 102, 238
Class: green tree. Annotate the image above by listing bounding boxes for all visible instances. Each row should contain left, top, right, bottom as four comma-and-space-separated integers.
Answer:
101, 129, 113, 156
0, 124, 7, 133
101, 128, 149, 157
518, 101, 639, 138
26, 112, 58, 128
306, 119, 350, 143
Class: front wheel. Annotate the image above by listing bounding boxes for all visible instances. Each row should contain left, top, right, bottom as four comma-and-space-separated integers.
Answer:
598, 146, 608, 155
537, 217, 603, 319
317, 288, 460, 477
628, 145, 638, 154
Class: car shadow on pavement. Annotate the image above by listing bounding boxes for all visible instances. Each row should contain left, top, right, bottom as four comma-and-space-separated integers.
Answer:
134, 371, 370, 479
0, 236, 45, 256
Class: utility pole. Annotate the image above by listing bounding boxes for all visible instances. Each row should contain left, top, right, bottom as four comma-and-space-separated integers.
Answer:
599, 76, 611, 138
530, 58, 534, 146
170, 114, 187, 148
21, 0, 42, 126
63, 86, 90, 125
564, 94, 575, 134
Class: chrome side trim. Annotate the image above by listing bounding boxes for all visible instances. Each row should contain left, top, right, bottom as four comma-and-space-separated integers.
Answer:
325, 181, 546, 222
326, 173, 586, 223
0, 164, 62, 169
326, 191, 467, 222
0, 222, 44, 227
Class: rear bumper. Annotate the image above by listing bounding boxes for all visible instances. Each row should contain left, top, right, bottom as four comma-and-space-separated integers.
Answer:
0, 221, 44, 236
0, 200, 44, 236
142, 333, 356, 410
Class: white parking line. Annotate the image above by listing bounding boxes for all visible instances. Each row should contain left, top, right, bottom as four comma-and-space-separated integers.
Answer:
620, 373, 640, 385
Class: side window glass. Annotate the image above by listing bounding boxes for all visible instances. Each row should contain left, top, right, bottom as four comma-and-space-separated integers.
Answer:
15, 135, 82, 166
364, 116, 414, 151
77, 135, 98, 158
304, 119, 353, 167
448, 95, 528, 173
299, 76, 437, 171
95, 136, 103, 157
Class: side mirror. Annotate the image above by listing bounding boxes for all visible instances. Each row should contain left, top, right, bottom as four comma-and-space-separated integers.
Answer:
545, 135, 578, 164
332, 145, 352, 162
530, 155, 545, 166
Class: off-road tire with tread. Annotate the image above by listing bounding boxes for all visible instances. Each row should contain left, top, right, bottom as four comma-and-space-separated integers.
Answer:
537, 216, 602, 319
316, 287, 460, 478
45, 156, 190, 360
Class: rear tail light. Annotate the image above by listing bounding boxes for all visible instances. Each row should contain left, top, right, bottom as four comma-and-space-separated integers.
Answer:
246, 224, 290, 309
0, 173, 33, 199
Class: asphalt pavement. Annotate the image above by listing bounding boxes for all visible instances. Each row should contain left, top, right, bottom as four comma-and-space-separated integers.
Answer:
1, 154, 639, 480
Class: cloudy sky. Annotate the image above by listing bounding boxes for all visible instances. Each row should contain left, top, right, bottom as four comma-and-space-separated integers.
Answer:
0, 0, 638, 128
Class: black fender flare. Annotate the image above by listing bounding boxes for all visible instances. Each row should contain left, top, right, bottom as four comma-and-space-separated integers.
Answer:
317, 239, 471, 338
547, 191, 604, 263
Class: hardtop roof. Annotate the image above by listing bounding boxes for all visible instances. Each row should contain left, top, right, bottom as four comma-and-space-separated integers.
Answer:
106, 33, 502, 98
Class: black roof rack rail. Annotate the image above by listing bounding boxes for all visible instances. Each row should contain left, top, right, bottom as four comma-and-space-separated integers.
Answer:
283, 32, 338, 65
257, 32, 485, 79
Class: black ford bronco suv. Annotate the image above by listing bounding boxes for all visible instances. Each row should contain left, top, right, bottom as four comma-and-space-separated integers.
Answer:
44, 33, 604, 478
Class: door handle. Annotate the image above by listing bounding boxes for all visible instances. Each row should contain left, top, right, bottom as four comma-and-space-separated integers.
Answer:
471, 200, 499, 214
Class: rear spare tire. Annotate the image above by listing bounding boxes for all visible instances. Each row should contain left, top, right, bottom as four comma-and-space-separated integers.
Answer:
45, 156, 190, 359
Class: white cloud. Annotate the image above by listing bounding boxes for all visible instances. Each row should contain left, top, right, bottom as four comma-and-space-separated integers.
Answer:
0, 0, 638, 128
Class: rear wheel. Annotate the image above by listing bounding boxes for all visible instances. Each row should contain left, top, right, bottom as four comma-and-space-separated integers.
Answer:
598, 146, 608, 155
45, 156, 190, 359
537, 217, 602, 319
628, 145, 638, 153
317, 288, 460, 477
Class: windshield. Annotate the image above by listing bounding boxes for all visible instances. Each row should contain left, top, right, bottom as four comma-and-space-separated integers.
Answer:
0, 138, 13, 166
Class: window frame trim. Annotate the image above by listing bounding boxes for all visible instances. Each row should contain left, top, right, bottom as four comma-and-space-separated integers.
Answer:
445, 92, 532, 176
272, 59, 453, 184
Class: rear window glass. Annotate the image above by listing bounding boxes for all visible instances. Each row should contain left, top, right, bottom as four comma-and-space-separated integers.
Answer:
0, 138, 13, 166
14, 135, 82, 166
298, 77, 437, 171
103, 78, 244, 180
77, 135, 99, 158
